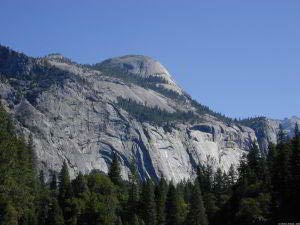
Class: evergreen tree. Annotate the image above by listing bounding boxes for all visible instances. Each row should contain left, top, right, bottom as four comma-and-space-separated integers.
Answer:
0, 102, 37, 224
165, 183, 181, 225
196, 164, 213, 194
226, 165, 237, 187
221, 143, 272, 225
58, 161, 73, 202
176, 194, 188, 225
37, 171, 52, 225
85, 172, 119, 225
132, 214, 140, 225
182, 181, 193, 203
212, 168, 230, 221
202, 193, 218, 224
139, 180, 156, 225
266, 143, 277, 174
186, 184, 208, 225
213, 168, 226, 194
58, 161, 73, 224
126, 158, 140, 223
294, 123, 300, 137
277, 124, 287, 144
50, 171, 58, 191
108, 152, 122, 186
139, 218, 146, 225
37, 192, 51, 225
39, 170, 46, 187
46, 198, 65, 225
246, 143, 263, 182
116, 216, 123, 225
2, 203, 18, 225
72, 172, 89, 197
273, 141, 292, 220
4, 92, 300, 225
155, 178, 167, 225
290, 123, 300, 219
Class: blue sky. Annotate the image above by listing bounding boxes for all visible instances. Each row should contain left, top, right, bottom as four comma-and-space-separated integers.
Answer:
1, 0, 299, 119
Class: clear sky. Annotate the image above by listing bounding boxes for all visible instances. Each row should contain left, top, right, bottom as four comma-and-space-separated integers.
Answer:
1, 0, 299, 119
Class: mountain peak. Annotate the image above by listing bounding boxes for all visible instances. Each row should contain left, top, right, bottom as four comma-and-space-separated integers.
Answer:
95, 54, 183, 94
45, 53, 72, 64
100, 54, 172, 80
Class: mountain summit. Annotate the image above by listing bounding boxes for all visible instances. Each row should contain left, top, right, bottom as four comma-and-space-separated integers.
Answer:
94, 54, 183, 94
100, 55, 172, 79
0, 45, 299, 182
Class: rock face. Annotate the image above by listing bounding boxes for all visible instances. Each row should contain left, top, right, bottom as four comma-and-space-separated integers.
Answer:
0, 45, 298, 182
240, 117, 300, 154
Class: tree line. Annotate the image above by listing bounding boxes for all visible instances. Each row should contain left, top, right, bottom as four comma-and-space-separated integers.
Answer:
117, 97, 198, 125
0, 100, 300, 225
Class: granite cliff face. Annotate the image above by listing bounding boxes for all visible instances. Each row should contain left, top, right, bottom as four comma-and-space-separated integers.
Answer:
240, 116, 300, 155
0, 46, 298, 182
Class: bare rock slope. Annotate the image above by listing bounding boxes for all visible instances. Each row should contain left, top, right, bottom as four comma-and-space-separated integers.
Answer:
0, 46, 298, 182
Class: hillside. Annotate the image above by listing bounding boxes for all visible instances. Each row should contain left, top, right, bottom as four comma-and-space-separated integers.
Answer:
0, 45, 298, 182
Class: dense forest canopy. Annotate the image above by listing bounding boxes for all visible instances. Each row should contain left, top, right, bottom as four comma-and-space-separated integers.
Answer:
0, 101, 299, 225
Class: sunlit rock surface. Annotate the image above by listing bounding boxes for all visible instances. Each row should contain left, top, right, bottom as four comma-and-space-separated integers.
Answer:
0, 46, 298, 182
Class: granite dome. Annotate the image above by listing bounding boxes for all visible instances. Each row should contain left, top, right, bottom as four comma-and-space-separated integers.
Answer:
0, 45, 299, 183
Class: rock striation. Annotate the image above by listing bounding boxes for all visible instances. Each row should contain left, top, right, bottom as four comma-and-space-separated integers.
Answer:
0, 45, 298, 182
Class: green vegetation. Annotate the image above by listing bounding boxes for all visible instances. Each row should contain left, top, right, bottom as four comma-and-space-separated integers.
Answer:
94, 61, 237, 124
1, 45, 236, 125
1, 91, 300, 224
108, 153, 122, 186
117, 97, 198, 125
93, 62, 187, 102
0, 45, 83, 105
0, 102, 37, 224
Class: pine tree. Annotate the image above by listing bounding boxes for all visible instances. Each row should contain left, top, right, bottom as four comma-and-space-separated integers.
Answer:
72, 172, 89, 197
202, 193, 218, 223
291, 123, 300, 181
155, 178, 167, 225
290, 123, 300, 219
58, 161, 73, 202
139, 219, 145, 225
37, 191, 51, 225
212, 168, 230, 219
2, 203, 18, 225
108, 152, 122, 186
46, 198, 65, 225
277, 124, 287, 144
58, 161, 73, 224
227, 164, 237, 187
182, 181, 193, 203
196, 164, 213, 194
246, 143, 263, 182
132, 214, 140, 225
39, 170, 46, 187
139, 180, 156, 225
50, 171, 58, 191
126, 158, 140, 222
213, 168, 225, 194
186, 184, 208, 225
165, 183, 181, 225
274, 142, 292, 216
84, 172, 119, 225
116, 216, 123, 225
0, 102, 37, 224
267, 143, 277, 173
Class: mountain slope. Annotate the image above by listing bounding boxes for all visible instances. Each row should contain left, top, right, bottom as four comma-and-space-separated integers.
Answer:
0, 45, 298, 182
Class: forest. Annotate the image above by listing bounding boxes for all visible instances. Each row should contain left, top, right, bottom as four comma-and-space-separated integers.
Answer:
0, 101, 299, 225
117, 97, 197, 125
